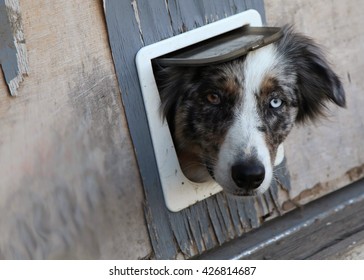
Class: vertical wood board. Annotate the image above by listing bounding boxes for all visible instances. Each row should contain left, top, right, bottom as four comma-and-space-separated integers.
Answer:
0, 0, 150, 259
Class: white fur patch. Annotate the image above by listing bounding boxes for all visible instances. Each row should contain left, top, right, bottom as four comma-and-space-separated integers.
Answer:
214, 45, 279, 194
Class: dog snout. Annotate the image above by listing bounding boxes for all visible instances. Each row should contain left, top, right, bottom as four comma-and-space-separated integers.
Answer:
231, 161, 265, 190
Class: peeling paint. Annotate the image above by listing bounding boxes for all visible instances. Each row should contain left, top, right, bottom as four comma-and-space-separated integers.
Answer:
283, 164, 364, 211
346, 164, 364, 181
131, 0, 144, 44
0, 0, 28, 96
0, 0, 29, 96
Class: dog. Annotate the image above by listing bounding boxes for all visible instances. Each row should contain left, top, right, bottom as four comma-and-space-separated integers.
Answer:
156, 26, 345, 197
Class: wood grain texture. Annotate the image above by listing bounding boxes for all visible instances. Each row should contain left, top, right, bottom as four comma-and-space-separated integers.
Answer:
0, 0, 150, 259
252, 179, 364, 260
309, 230, 364, 260
196, 177, 364, 260
105, 0, 292, 260
2, 0, 360, 260
265, 0, 364, 209
105, 0, 179, 259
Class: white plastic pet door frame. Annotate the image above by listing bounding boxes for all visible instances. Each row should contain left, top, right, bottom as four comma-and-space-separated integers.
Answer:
136, 9, 284, 212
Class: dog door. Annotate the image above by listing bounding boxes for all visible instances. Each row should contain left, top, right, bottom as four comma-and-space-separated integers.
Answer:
135, 9, 284, 212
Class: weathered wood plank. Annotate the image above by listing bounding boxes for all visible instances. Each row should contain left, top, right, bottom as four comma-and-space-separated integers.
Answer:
105, 0, 178, 260
0, 0, 150, 259
224, 196, 245, 236
134, 0, 173, 43
216, 194, 236, 240
196, 177, 364, 260
308, 229, 364, 260
0, 0, 28, 96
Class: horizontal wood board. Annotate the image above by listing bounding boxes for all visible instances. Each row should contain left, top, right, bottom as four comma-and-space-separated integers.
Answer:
196, 177, 364, 260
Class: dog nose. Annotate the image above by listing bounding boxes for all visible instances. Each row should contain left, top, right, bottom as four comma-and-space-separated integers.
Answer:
231, 161, 265, 190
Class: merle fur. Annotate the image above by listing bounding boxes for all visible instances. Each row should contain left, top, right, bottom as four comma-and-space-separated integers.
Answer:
275, 25, 346, 123
155, 25, 346, 190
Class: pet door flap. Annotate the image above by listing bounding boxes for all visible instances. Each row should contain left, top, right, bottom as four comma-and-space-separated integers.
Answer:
136, 10, 285, 212
154, 26, 283, 66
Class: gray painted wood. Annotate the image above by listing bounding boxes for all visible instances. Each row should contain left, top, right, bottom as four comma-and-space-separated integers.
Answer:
105, 0, 178, 259
308, 229, 364, 259
105, 0, 290, 259
196, 177, 364, 260
0, 0, 28, 96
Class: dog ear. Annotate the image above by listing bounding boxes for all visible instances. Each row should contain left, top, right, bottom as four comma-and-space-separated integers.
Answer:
154, 65, 184, 123
277, 26, 346, 123
155, 65, 198, 127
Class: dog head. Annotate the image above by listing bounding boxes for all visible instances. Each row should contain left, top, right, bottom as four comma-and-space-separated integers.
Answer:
157, 26, 345, 196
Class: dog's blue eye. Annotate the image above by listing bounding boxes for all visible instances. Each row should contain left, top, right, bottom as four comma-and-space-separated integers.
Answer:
269, 98, 283, 108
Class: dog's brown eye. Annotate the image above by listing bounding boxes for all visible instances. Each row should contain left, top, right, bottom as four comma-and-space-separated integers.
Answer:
206, 93, 221, 105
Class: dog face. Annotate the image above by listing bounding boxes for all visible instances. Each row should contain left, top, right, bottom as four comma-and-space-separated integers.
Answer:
157, 26, 345, 196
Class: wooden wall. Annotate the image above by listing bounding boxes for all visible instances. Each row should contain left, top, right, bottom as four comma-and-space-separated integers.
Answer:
0, 0, 363, 259
266, 0, 364, 209
0, 0, 150, 259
